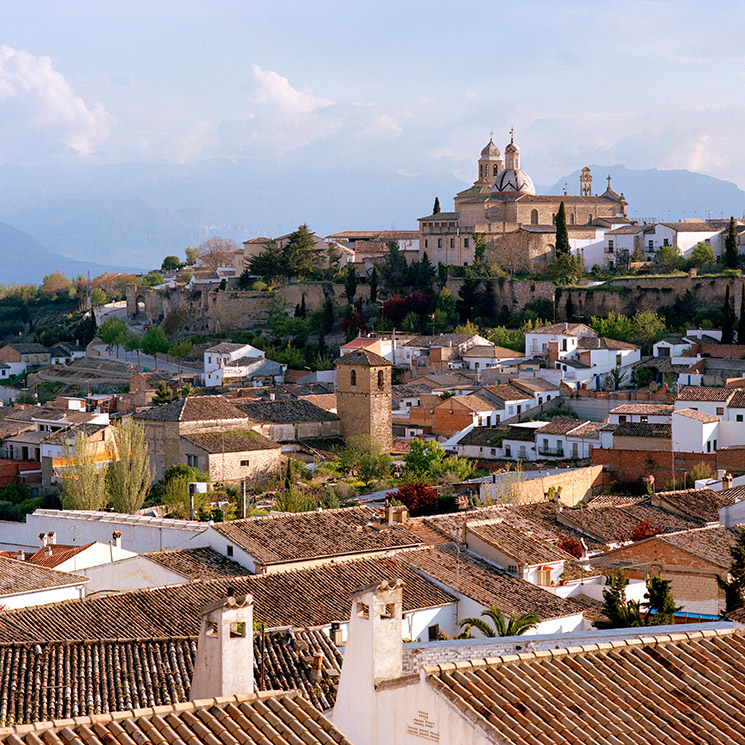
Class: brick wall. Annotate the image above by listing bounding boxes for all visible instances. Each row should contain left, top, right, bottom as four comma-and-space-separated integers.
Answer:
592, 448, 717, 487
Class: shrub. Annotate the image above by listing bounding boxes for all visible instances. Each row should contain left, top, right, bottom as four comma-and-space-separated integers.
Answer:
557, 537, 583, 559
387, 483, 438, 516
629, 519, 661, 542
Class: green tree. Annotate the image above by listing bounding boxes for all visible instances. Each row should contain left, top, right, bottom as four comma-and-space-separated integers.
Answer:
344, 264, 358, 302
161, 255, 181, 271
459, 607, 541, 637
161, 464, 210, 519
456, 276, 480, 321
403, 439, 474, 483
123, 331, 142, 364
60, 432, 109, 510
595, 571, 643, 629
247, 239, 286, 281
184, 246, 199, 265
436, 287, 458, 327
369, 266, 378, 304
41, 270, 73, 298
722, 284, 735, 344
689, 242, 715, 268
415, 251, 436, 292
473, 233, 488, 275
90, 288, 108, 307
98, 318, 127, 357
141, 327, 171, 368
332, 436, 392, 485
152, 380, 174, 405
322, 297, 335, 333
546, 252, 584, 285
716, 528, 745, 614
630, 243, 645, 262
555, 201, 570, 256
433, 196, 441, 215
139, 272, 164, 287
739, 284, 745, 344
107, 420, 151, 513
379, 241, 408, 294
644, 576, 680, 625
655, 244, 684, 272
725, 216, 739, 269
171, 340, 193, 372
284, 224, 323, 279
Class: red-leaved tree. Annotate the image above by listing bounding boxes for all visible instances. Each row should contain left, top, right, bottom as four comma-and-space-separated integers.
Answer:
629, 519, 661, 542
557, 537, 583, 559
387, 483, 438, 516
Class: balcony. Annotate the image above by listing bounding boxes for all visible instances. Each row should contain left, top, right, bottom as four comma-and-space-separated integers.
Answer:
537, 447, 565, 457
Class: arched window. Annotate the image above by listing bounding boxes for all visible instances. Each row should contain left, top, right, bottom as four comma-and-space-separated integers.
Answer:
588, 214, 593, 225
377, 370, 384, 390
569, 214, 575, 225
552, 214, 556, 225
493, 164, 499, 177
530, 209, 538, 225
350, 369, 357, 386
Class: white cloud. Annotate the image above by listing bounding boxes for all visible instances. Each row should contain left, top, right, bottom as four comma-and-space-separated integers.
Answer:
246, 65, 331, 114
0, 46, 111, 162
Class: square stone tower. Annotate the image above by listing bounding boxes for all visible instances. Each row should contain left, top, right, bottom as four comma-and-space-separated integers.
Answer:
335, 349, 393, 452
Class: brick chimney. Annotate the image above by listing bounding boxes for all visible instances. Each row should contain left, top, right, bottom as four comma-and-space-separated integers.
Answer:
548, 341, 560, 366
190, 592, 254, 700
38, 533, 47, 549
112, 531, 122, 549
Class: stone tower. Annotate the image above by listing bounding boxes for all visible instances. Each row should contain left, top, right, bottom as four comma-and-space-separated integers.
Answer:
477, 135, 503, 184
504, 127, 520, 170
580, 166, 592, 196
335, 349, 393, 452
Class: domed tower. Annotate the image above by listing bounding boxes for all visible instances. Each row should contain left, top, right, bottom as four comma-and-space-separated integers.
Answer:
477, 135, 503, 184
491, 128, 536, 196
504, 128, 520, 170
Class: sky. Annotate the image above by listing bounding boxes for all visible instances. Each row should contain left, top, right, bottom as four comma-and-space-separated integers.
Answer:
3, 0, 745, 188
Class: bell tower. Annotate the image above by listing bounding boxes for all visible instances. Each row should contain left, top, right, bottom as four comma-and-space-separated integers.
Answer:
477, 133, 503, 184
580, 167, 592, 196
504, 127, 520, 170
335, 349, 392, 452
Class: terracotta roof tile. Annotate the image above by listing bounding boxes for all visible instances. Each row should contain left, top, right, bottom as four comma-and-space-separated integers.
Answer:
652, 487, 735, 523
609, 403, 674, 415
24, 543, 94, 569
133, 396, 250, 423
334, 349, 391, 366
144, 548, 252, 580
0, 556, 88, 595
180, 430, 280, 453
674, 407, 720, 423
613, 422, 671, 438
677, 386, 736, 403
236, 400, 339, 424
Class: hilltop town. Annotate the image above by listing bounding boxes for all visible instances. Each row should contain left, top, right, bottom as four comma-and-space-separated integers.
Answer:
1, 132, 745, 743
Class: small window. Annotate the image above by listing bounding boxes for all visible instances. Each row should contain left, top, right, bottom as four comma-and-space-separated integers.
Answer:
618, 415, 627, 423
356, 602, 369, 619
707, 441, 711, 453
714, 439, 718, 450
717, 407, 724, 416
449, 238, 454, 248
206, 622, 219, 637
240, 459, 250, 467
507, 564, 518, 574
381, 603, 395, 619
424, 239, 428, 248
464, 238, 469, 248
561, 339, 567, 351
350, 369, 357, 386
640, 415, 648, 423
427, 624, 440, 642
530, 209, 538, 225
230, 622, 246, 638
437, 238, 442, 249
663, 238, 669, 246
378, 370, 384, 390
226, 545, 234, 557
737, 414, 743, 422
648, 240, 654, 250
187, 454, 199, 469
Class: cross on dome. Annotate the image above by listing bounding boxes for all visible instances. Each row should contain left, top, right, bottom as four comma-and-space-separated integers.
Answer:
607, 175, 612, 189
509, 127, 514, 144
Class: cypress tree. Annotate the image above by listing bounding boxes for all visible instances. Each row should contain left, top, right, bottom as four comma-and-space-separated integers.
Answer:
433, 197, 441, 215
555, 202, 570, 256
322, 297, 334, 333
722, 284, 735, 344
344, 264, 357, 302
369, 266, 378, 304
739, 283, 745, 344
725, 216, 739, 269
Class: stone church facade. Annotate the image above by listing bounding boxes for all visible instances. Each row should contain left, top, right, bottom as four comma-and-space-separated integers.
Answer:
419, 131, 630, 267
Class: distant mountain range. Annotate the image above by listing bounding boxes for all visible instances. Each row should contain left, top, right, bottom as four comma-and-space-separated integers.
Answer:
0, 160, 744, 284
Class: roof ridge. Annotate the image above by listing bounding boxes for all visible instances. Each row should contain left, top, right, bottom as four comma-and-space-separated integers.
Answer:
422, 627, 737, 676
218, 504, 376, 524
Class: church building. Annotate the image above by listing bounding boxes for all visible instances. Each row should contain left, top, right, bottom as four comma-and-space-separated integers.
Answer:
419, 130, 630, 268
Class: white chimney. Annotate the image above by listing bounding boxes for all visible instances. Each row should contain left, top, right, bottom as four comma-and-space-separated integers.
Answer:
190, 592, 254, 700
112, 531, 122, 549
45, 545, 53, 558
17, 550, 24, 561
38, 533, 47, 549
47, 531, 56, 545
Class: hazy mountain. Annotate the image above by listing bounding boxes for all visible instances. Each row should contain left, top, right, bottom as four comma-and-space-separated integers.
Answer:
537, 164, 745, 223
0, 222, 137, 285
0, 160, 744, 276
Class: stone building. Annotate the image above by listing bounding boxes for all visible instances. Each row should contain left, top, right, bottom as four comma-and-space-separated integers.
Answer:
335, 349, 393, 452
419, 130, 629, 267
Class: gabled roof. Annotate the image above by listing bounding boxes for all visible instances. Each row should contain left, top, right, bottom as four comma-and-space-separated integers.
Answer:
528, 322, 597, 336
133, 395, 250, 422
466, 518, 574, 565
205, 342, 251, 354
0, 691, 352, 745
535, 417, 583, 435
610, 403, 674, 415
434, 394, 495, 412
0, 556, 88, 595
674, 407, 720, 423
334, 349, 391, 366
237, 398, 339, 423
677, 386, 736, 403
614, 422, 671, 438
181, 430, 280, 453
577, 336, 638, 351
652, 487, 736, 524
655, 525, 737, 567
425, 629, 745, 745
462, 345, 521, 358
479, 383, 532, 402
402, 334, 482, 348
24, 542, 94, 568
3, 343, 49, 354
145, 547, 251, 579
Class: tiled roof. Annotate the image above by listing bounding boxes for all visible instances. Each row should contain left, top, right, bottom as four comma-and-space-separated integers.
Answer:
457, 426, 510, 447
674, 407, 720, 423
509, 377, 559, 394
181, 430, 280, 453
426, 629, 745, 745
42, 423, 108, 445
567, 421, 601, 438
652, 487, 736, 524
0, 628, 341, 723
656, 525, 737, 567
334, 349, 391, 366
392, 383, 432, 399
661, 220, 715, 231
237, 399, 339, 423
479, 383, 531, 401
529, 322, 596, 336
402, 545, 587, 620
133, 395, 250, 422
576, 336, 638, 350
212, 507, 422, 566
609, 403, 674, 415
535, 417, 583, 435
435, 394, 495, 412
24, 542, 94, 569
145, 547, 252, 579
5, 343, 48, 354
466, 518, 574, 565
204, 342, 249, 354
463, 345, 521, 358
677, 385, 736, 402
402, 334, 481, 348
729, 389, 745, 408
613, 422, 671, 438
0, 556, 88, 595
0, 691, 352, 745
0, 559, 453, 642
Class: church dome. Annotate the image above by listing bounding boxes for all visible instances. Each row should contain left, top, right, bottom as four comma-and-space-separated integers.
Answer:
480, 137, 501, 160
491, 168, 535, 195
505, 140, 519, 154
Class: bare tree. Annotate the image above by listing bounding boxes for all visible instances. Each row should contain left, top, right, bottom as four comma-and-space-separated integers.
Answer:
197, 237, 240, 271
486, 231, 536, 275
108, 420, 152, 514
60, 432, 109, 510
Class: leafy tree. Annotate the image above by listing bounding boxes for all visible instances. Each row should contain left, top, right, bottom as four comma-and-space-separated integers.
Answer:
379, 241, 408, 294
344, 264, 358, 302
141, 327, 171, 368
326, 241, 343, 269
108, 420, 151, 513
369, 266, 378, 304
689, 242, 715, 268
630, 243, 645, 262
42, 270, 73, 298
333, 436, 391, 485
596, 571, 643, 629
488, 325, 525, 352
645, 576, 680, 625
152, 380, 174, 405
170, 340, 193, 372
655, 244, 684, 272
387, 483, 437, 516
433, 196, 441, 215
60, 432, 109, 510
473, 233, 487, 273
725, 216, 739, 269
739, 284, 745, 344
546, 252, 584, 285
90, 288, 108, 307
555, 201, 570, 256
161, 255, 181, 271
184, 246, 199, 265
436, 287, 458, 326
722, 284, 735, 344
197, 237, 240, 271
716, 528, 745, 614
403, 439, 474, 483
123, 331, 142, 364
284, 224, 323, 279
459, 607, 541, 637
139, 272, 164, 287
98, 318, 127, 357
161, 464, 211, 519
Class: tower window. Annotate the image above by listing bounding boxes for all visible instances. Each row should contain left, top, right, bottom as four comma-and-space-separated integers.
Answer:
350, 369, 357, 386
569, 214, 575, 225
492, 164, 498, 177
378, 370, 384, 390
588, 214, 593, 224
530, 209, 538, 225
464, 237, 469, 248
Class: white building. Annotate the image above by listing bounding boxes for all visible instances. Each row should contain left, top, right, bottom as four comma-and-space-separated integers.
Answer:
203, 342, 266, 387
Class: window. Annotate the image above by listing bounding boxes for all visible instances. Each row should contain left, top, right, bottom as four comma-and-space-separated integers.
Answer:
350, 369, 357, 386
536, 567, 552, 586
557, 441, 563, 456
663, 238, 669, 246
640, 415, 648, 423
707, 441, 711, 453
187, 454, 199, 468
616, 353, 623, 365
530, 209, 538, 225
507, 564, 518, 574
378, 370, 384, 390
519, 445, 526, 458
491, 448, 496, 456
230, 622, 246, 638
648, 240, 654, 250
226, 545, 233, 557
607, 240, 614, 252
240, 459, 250, 467
424, 239, 428, 249
464, 237, 469, 248
714, 439, 718, 450
717, 407, 724, 416
618, 415, 627, 423
449, 238, 454, 248
505, 444, 511, 457
356, 602, 369, 619
588, 214, 593, 224
561, 339, 567, 351
428, 624, 440, 641
493, 164, 498, 177
437, 238, 442, 249
569, 214, 575, 225
738, 414, 743, 422
658, 346, 670, 357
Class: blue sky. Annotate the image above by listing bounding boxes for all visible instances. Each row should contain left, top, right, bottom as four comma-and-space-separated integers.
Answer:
3, 1, 745, 187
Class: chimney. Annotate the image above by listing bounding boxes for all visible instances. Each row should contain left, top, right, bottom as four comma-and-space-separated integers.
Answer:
309, 651, 324, 683
112, 531, 122, 549
330, 622, 344, 646
47, 531, 56, 545
45, 545, 53, 558
17, 550, 24, 561
334, 579, 404, 742
722, 473, 733, 490
190, 593, 254, 701
38, 533, 47, 549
